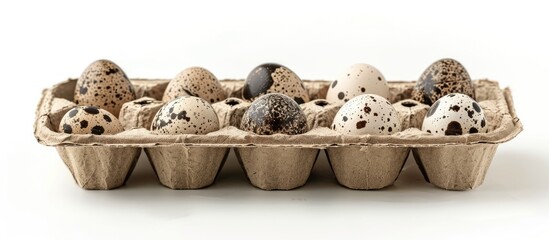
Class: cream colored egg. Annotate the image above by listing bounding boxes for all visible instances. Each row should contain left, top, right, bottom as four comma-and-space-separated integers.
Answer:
151, 96, 220, 135
59, 106, 124, 135
326, 63, 390, 105
332, 94, 400, 135
422, 93, 487, 135
163, 67, 227, 104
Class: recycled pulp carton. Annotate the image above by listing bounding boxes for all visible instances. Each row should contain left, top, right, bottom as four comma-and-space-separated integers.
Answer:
34, 79, 522, 190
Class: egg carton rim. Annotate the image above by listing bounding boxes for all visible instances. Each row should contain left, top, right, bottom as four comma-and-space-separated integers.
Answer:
34, 79, 522, 148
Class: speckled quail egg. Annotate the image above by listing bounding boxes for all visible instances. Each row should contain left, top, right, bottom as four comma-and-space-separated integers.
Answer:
326, 63, 390, 105
242, 63, 310, 104
412, 58, 475, 105
151, 96, 220, 135
59, 106, 124, 135
162, 67, 227, 103
332, 94, 400, 135
74, 59, 136, 116
240, 93, 308, 135
422, 93, 487, 135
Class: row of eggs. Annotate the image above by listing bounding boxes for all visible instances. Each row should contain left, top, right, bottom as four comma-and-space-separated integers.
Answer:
59, 59, 487, 137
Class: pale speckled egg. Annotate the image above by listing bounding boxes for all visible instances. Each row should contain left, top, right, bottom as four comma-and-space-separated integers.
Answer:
240, 93, 308, 135
422, 93, 487, 135
242, 63, 310, 104
162, 67, 227, 103
59, 106, 124, 135
332, 94, 400, 135
151, 96, 219, 135
412, 58, 475, 105
326, 63, 390, 105
74, 59, 136, 116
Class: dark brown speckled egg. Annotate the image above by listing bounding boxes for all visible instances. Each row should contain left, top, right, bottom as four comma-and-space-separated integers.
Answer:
240, 93, 308, 135
59, 106, 124, 135
242, 63, 310, 104
412, 58, 475, 105
162, 67, 227, 103
74, 59, 136, 116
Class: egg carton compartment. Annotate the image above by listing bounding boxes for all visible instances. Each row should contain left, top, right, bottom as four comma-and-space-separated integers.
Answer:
326, 146, 410, 189
144, 146, 230, 189
57, 146, 141, 190
34, 79, 522, 191
235, 147, 320, 190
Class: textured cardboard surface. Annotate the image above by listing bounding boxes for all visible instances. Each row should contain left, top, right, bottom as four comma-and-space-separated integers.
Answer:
412, 144, 498, 190
212, 98, 251, 128
327, 147, 410, 189
235, 147, 319, 190
393, 100, 430, 130
34, 79, 522, 148
145, 146, 229, 189
34, 79, 523, 191
119, 97, 164, 130
56, 146, 141, 190
301, 99, 340, 129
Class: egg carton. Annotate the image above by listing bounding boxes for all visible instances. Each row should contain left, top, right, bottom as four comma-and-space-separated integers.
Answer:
34, 79, 522, 190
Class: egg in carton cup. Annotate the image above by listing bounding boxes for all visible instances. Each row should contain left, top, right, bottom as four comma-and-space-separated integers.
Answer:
34, 60, 522, 191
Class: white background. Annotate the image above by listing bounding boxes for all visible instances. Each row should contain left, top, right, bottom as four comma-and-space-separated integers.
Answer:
1, 0, 547, 239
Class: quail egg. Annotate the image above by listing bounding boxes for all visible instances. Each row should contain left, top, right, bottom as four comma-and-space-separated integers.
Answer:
242, 63, 310, 104
326, 63, 390, 105
240, 93, 308, 135
412, 58, 475, 105
422, 93, 487, 135
74, 59, 136, 116
59, 106, 124, 135
332, 94, 400, 135
151, 96, 219, 135
162, 67, 227, 103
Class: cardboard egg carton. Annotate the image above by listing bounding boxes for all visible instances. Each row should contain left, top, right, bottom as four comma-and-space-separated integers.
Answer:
34, 79, 522, 190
